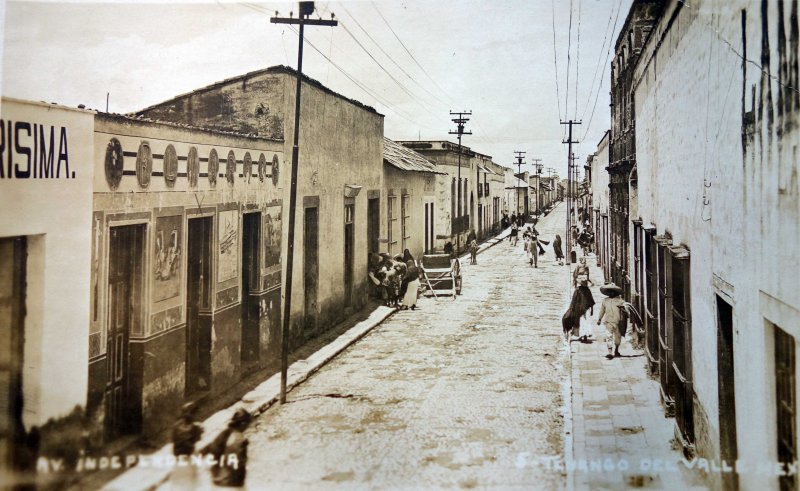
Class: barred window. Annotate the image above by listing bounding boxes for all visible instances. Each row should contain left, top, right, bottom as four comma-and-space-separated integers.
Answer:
669, 246, 693, 450
387, 195, 397, 255
401, 195, 410, 251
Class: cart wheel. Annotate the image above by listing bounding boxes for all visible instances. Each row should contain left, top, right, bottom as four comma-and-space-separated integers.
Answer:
455, 275, 462, 295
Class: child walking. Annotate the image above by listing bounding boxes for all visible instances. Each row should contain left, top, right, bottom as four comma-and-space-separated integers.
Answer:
597, 283, 627, 359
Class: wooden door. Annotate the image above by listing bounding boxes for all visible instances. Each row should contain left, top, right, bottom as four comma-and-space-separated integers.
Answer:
344, 204, 355, 307
717, 296, 738, 490
241, 213, 261, 368
303, 207, 319, 336
186, 217, 212, 395
367, 198, 380, 255
106, 225, 144, 440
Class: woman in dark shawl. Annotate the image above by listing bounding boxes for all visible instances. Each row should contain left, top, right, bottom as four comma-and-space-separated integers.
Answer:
553, 234, 564, 265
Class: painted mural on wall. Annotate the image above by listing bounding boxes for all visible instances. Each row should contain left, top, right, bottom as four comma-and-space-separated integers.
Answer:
187, 146, 199, 187
264, 204, 282, 269
208, 148, 219, 187
104, 138, 123, 190
153, 215, 182, 302
163, 144, 178, 187
243, 152, 252, 183
271, 154, 280, 186
218, 210, 238, 282
136, 141, 152, 188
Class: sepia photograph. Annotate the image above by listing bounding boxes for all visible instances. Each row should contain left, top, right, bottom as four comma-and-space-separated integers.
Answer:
0, 0, 797, 489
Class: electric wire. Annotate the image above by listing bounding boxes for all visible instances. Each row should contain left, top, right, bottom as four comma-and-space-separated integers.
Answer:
337, 2, 451, 110
370, 1, 452, 101
574, 0, 581, 120
581, 0, 623, 142
579, 0, 618, 123
241, 3, 440, 131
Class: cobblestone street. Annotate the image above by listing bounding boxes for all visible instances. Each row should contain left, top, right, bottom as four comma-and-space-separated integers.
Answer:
185, 205, 573, 490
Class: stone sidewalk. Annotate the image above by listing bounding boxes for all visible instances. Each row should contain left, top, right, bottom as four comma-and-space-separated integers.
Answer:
565, 250, 707, 490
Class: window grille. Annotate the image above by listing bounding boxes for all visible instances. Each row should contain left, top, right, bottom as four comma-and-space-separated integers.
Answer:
401, 195, 410, 251
387, 195, 397, 255
669, 245, 694, 453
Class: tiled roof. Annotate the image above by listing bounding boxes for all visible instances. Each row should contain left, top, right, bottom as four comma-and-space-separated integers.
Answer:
384, 138, 445, 174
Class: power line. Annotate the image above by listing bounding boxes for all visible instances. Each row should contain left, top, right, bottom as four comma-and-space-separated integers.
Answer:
337, 2, 451, 110
581, 0, 623, 142
371, 1, 452, 101
242, 3, 440, 130
574, 0, 581, 120
551, 0, 564, 135
565, 0, 574, 121
579, 0, 618, 123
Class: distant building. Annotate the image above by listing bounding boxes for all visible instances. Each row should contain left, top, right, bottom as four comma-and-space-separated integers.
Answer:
397, 140, 504, 251
382, 138, 445, 257
592, 131, 611, 280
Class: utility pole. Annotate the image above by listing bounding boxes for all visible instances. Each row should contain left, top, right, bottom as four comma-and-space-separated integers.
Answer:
271, 1, 337, 405
449, 111, 472, 253
561, 119, 581, 265
531, 158, 542, 216
513, 151, 526, 218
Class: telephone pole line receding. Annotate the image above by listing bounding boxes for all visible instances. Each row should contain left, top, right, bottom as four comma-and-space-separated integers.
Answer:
449, 110, 472, 253
530, 158, 542, 215
561, 119, 581, 265
271, 1, 337, 405
513, 151, 526, 218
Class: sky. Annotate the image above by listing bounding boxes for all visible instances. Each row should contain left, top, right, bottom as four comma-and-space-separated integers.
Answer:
1, 0, 632, 179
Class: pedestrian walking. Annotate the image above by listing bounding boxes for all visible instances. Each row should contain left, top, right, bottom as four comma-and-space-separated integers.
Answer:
171, 403, 203, 491
572, 256, 590, 288
209, 408, 251, 489
468, 238, 478, 265
597, 283, 627, 359
553, 234, 564, 265
562, 281, 595, 342
532, 233, 548, 269
523, 234, 533, 267
509, 222, 519, 246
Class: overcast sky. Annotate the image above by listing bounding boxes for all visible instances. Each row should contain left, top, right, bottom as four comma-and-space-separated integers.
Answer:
1, 0, 631, 178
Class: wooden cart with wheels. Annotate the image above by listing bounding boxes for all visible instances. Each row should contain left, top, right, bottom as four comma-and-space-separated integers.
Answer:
420, 253, 462, 299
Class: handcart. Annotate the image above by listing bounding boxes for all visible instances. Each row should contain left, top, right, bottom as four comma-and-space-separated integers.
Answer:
420, 253, 462, 299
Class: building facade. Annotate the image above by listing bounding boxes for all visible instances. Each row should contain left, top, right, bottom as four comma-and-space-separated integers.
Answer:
397, 140, 504, 252
136, 66, 385, 343
382, 138, 443, 257
89, 113, 284, 443
629, 1, 800, 490
609, 0, 663, 301
0, 99, 95, 475
592, 131, 611, 280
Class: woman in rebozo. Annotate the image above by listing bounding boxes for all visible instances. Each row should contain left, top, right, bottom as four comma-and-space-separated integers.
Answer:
553, 234, 564, 265
402, 259, 421, 310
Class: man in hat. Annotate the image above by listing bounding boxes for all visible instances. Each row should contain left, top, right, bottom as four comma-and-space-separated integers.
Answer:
597, 283, 627, 359
210, 408, 251, 488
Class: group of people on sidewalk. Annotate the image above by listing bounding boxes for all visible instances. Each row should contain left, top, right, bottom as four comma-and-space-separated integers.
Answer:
561, 256, 643, 359
368, 249, 421, 310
